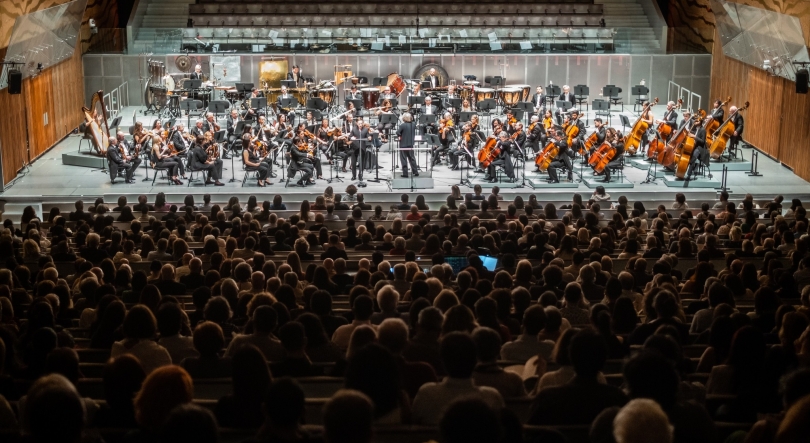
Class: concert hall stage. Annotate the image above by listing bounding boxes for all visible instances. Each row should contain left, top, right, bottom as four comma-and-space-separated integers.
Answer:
2, 106, 809, 214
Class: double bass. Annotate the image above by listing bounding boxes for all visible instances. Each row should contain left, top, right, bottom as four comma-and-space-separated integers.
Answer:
625, 97, 658, 155
673, 116, 705, 179
535, 140, 559, 172
478, 136, 501, 168
709, 102, 749, 159
648, 98, 682, 160
660, 109, 705, 167
705, 96, 731, 146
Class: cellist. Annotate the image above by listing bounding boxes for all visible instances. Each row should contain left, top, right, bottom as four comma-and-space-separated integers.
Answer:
526, 115, 545, 154
484, 131, 516, 183
587, 118, 607, 157
728, 105, 745, 156
565, 110, 586, 156
638, 101, 655, 154
684, 118, 708, 181
654, 101, 678, 141
449, 123, 482, 170
547, 130, 572, 183
601, 128, 625, 183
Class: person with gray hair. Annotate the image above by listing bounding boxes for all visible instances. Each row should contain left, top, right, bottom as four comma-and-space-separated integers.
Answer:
106, 135, 140, 184
397, 112, 418, 178
371, 286, 406, 325
613, 399, 673, 443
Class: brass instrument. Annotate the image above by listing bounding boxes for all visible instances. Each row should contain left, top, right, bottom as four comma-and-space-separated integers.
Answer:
206, 143, 220, 162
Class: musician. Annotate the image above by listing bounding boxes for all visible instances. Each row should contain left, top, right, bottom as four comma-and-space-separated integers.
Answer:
566, 110, 587, 156
287, 65, 304, 86
349, 116, 372, 181
555, 85, 575, 124
133, 122, 151, 151
728, 105, 744, 154
397, 113, 418, 178
547, 130, 573, 183
419, 97, 439, 136
305, 111, 318, 128
484, 131, 516, 183
432, 112, 455, 165
107, 136, 140, 184
426, 68, 439, 89
531, 86, 546, 116
685, 118, 708, 180
150, 120, 163, 132
191, 119, 206, 138
504, 109, 518, 135
526, 115, 545, 154
588, 118, 607, 156
289, 137, 315, 186
277, 86, 297, 123
601, 129, 625, 183
492, 118, 503, 136
203, 112, 220, 134
170, 123, 192, 156
296, 123, 323, 179
347, 85, 362, 100
375, 100, 395, 139
678, 111, 692, 131
151, 135, 183, 185
241, 88, 263, 120
461, 99, 473, 113
449, 123, 484, 170
638, 101, 655, 153
380, 86, 396, 101
190, 137, 225, 186
512, 122, 527, 155
338, 115, 355, 172
316, 118, 334, 161
254, 116, 278, 176
243, 139, 271, 187
225, 109, 241, 155
655, 101, 678, 139
709, 99, 725, 122
190, 65, 204, 80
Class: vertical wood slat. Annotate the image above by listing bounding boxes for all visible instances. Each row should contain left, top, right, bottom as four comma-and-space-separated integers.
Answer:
710, 28, 810, 181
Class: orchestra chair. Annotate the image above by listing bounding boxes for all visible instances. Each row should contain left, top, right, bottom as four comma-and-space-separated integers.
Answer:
573, 85, 590, 124
606, 156, 625, 182
240, 157, 262, 188
604, 85, 623, 112
631, 85, 649, 114
149, 151, 176, 186
185, 151, 210, 187
78, 123, 94, 154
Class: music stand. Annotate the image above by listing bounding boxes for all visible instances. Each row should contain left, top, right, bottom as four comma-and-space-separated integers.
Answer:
421, 81, 431, 90
345, 98, 363, 112
592, 99, 611, 126
249, 97, 268, 120
110, 116, 122, 134
180, 100, 202, 128
279, 97, 298, 117
418, 114, 438, 127
619, 114, 631, 133
573, 85, 590, 124
208, 100, 229, 121
281, 80, 296, 89
448, 98, 462, 110
477, 99, 497, 133
546, 84, 561, 108
306, 98, 328, 112
555, 100, 572, 125
307, 110, 323, 122
515, 102, 533, 125
631, 85, 649, 114
460, 111, 476, 123
602, 85, 622, 111
183, 79, 202, 90
408, 96, 425, 108
372, 77, 385, 87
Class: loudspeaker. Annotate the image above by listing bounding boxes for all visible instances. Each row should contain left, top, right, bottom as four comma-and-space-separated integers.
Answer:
796, 69, 809, 94
8, 70, 22, 95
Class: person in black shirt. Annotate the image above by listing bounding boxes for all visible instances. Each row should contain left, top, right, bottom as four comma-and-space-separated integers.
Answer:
243, 139, 271, 187
547, 130, 573, 183
289, 138, 315, 186
106, 137, 141, 184
484, 132, 516, 183
397, 112, 418, 177
587, 118, 607, 157
685, 119, 707, 180
602, 128, 626, 183
189, 139, 225, 186
728, 105, 745, 155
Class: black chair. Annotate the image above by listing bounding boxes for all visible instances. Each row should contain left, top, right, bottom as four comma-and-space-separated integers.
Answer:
185, 151, 209, 187
150, 152, 175, 186
78, 123, 94, 154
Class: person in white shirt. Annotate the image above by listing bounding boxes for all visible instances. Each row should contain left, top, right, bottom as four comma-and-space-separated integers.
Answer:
501, 305, 556, 363
411, 331, 504, 425
332, 295, 377, 350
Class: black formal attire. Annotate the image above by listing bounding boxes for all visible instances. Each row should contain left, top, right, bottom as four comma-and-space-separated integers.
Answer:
226, 115, 242, 142
710, 107, 724, 123
419, 105, 439, 135
660, 109, 678, 140
567, 118, 587, 156
107, 145, 140, 182
152, 145, 180, 177
397, 121, 418, 176
350, 123, 370, 180
253, 127, 276, 174
289, 145, 314, 184
603, 140, 626, 182
316, 126, 334, 160
190, 71, 203, 80
531, 92, 546, 116
729, 113, 744, 152
170, 130, 191, 156
527, 122, 546, 153
588, 126, 607, 156
276, 93, 297, 123
243, 148, 269, 180
449, 129, 484, 169
287, 71, 305, 86
686, 127, 708, 179
346, 90, 362, 100
486, 139, 516, 180
426, 75, 439, 89
190, 125, 205, 139
189, 145, 223, 181
512, 131, 527, 157
202, 119, 219, 134
555, 92, 576, 124
547, 138, 573, 182
433, 121, 455, 164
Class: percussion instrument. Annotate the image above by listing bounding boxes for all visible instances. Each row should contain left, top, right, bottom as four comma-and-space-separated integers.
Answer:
361, 87, 380, 109
500, 88, 523, 107
386, 73, 407, 97
511, 84, 531, 102
317, 88, 337, 105
163, 75, 176, 94
459, 87, 473, 101
264, 88, 282, 107
475, 88, 496, 103
463, 80, 480, 86
225, 89, 239, 101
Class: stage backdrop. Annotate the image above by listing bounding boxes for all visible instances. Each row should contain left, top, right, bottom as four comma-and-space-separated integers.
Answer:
83, 52, 712, 115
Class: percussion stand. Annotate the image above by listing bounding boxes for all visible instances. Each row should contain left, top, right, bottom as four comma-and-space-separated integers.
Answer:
180, 100, 202, 131
477, 100, 497, 135
490, 77, 505, 113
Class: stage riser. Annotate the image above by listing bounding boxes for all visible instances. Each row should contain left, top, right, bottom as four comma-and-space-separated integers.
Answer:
62, 153, 107, 169
663, 176, 722, 188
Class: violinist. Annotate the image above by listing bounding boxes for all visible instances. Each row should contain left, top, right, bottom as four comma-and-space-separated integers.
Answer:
170, 123, 192, 156
638, 101, 655, 154
375, 99, 395, 139
317, 118, 335, 161
191, 136, 225, 186
547, 130, 573, 183
203, 112, 220, 134
449, 123, 484, 170
254, 116, 278, 176
600, 128, 625, 183
151, 135, 183, 185
243, 138, 271, 187
526, 115, 545, 154
491, 118, 503, 136
504, 109, 518, 135
512, 122, 527, 153
432, 112, 455, 165
133, 122, 151, 153
106, 136, 139, 184
290, 136, 316, 186
191, 119, 206, 138
684, 118, 708, 181
305, 111, 318, 128
484, 131, 516, 183
655, 101, 678, 140
397, 112, 418, 178
294, 125, 322, 180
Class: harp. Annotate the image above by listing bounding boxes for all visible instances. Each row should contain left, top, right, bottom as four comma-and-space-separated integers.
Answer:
82, 90, 110, 155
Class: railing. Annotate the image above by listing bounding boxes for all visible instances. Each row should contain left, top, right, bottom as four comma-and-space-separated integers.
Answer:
103, 81, 130, 120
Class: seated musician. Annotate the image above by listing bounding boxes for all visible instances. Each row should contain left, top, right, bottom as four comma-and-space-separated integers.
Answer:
347, 84, 362, 100
191, 119, 206, 138
151, 135, 183, 185
106, 136, 140, 184
242, 138, 271, 187
316, 118, 336, 162
277, 86, 297, 124
513, 122, 527, 157
678, 110, 692, 131
555, 85, 576, 125
338, 115, 355, 172
289, 137, 316, 186
275, 114, 293, 158
170, 123, 192, 156
380, 86, 396, 101
491, 118, 503, 135
461, 99, 473, 113
526, 115, 545, 154
596, 128, 625, 183
225, 109, 241, 158
422, 96, 438, 118
638, 101, 655, 154
190, 136, 225, 186
547, 130, 573, 183
655, 101, 678, 140
484, 131, 516, 183
449, 123, 484, 170
304, 111, 318, 128
566, 110, 587, 156
150, 119, 163, 132
504, 109, 518, 135
728, 105, 744, 154
296, 123, 323, 180
375, 100, 395, 140
203, 112, 220, 134
133, 122, 151, 152
684, 118, 708, 181
242, 88, 264, 120
254, 116, 278, 176
432, 112, 455, 165
589, 118, 607, 157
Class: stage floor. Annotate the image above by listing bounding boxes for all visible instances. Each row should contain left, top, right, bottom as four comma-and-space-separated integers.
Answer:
2, 106, 809, 205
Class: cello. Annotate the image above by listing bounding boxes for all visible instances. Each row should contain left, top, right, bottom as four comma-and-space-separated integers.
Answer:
705, 96, 731, 146
709, 102, 749, 159
660, 109, 704, 167
535, 140, 559, 172
591, 141, 617, 174
478, 136, 501, 168
673, 117, 704, 179
625, 98, 658, 155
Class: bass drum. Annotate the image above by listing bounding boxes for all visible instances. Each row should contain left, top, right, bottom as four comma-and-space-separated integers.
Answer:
163, 75, 176, 95
386, 73, 407, 97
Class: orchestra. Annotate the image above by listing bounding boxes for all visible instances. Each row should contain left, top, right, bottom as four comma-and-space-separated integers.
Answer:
84, 65, 748, 189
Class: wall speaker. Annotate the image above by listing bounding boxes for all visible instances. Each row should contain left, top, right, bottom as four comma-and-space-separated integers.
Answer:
797, 69, 809, 94
8, 70, 22, 95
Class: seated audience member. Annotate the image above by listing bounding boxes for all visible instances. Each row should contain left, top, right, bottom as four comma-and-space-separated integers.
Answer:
501, 305, 555, 363
157, 302, 199, 364
181, 321, 233, 379
271, 321, 314, 377
323, 390, 375, 443
160, 404, 219, 443
111, 305, 172, 374
471, 327, 527, 398
215, 345, 271, 428
246, 378, 321, 443
226, 305, 285, 361
129, 365, 194, 443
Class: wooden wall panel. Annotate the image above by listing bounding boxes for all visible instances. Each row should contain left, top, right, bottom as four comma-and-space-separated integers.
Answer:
710, 28, 810, 181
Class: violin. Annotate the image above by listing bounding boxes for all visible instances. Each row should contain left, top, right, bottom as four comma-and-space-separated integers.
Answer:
508, 115, 518, 126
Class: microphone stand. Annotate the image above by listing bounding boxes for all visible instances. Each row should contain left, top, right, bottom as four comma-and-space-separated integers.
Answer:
514, 139, 529, 188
